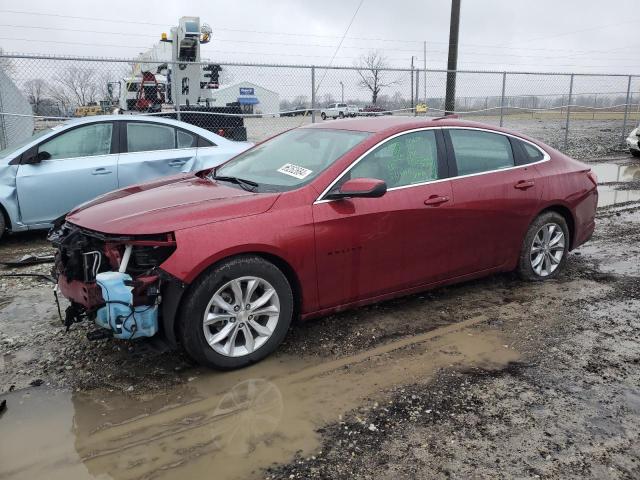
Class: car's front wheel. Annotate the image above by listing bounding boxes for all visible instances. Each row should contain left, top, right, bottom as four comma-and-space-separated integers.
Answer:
0, 214, 5, 241
517, 211, 569, 281
179, 256, 293, 369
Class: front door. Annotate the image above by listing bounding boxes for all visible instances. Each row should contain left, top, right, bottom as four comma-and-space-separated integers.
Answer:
16, 122, 118, 225
313, 129, 454, 309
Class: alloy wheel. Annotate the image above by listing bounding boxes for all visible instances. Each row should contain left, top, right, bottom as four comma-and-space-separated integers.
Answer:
530, 223, 565, 277
203, 276, 280, 357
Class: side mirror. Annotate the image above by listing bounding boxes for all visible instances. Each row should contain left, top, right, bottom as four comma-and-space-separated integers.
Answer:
23, 150, 51, 164
326, 178, 387, 200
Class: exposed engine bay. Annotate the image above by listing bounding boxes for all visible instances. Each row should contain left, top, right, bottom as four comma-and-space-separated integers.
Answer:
48, 222, 179, 341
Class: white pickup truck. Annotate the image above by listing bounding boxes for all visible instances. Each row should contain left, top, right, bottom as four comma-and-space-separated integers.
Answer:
320, 103, 358, 120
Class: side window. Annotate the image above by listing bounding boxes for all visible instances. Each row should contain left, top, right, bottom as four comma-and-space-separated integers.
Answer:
127, 123, 175, 153
349, 130, 440, 188
177, 130, 197, 148
39, 123, 113, 160
518, 140, 545, 164
449, 129, 514, 176
197, 136, 215, 147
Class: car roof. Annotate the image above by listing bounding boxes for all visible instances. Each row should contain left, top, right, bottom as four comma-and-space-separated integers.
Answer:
59, 114, 231, 145
301, 115, 510, 133
300, 116, 547, 145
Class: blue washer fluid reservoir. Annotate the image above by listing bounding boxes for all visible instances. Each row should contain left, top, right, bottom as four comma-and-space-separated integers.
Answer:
95, 271, 158, 339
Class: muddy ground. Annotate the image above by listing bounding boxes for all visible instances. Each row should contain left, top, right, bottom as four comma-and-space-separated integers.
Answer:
1, 153, 639, 479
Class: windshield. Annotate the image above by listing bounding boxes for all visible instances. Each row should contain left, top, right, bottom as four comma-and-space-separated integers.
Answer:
0, 129, 52, 160
214, 128, 370, 191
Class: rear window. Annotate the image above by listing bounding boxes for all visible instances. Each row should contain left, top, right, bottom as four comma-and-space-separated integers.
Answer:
448, 129, 514, 176
521, 141, 545, 163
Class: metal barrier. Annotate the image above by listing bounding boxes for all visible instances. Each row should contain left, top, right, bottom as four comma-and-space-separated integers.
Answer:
0, 53, 639, 157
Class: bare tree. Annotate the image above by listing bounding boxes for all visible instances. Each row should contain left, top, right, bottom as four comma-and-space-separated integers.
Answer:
322, 93, 336, 106
0, 48, 16, 77
23, 78, 49, 114
53, 66, 99, 108
355, 51, 398, 105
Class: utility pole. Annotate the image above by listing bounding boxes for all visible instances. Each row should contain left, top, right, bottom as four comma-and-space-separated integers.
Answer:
444, 0, 461, 115
340, 81, 344, 103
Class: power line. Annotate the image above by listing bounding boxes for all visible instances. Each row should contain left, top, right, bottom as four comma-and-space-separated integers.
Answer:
2, 23, 638, 62
1, 9, 638, 59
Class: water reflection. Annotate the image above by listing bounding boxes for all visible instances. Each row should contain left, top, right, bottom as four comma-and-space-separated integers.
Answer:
592, 162, 640, 183
1, 324, 518, 480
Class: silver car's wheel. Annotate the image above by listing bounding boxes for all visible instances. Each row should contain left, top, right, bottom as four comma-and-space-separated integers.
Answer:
203, 276, 280, 357
530, 223, 565, 277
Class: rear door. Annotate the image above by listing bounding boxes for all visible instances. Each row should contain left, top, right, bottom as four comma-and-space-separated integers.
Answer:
116, 121, 198, 187
16, 121, 118, 225
443, 127, 543, 276
313, 129, 454, 308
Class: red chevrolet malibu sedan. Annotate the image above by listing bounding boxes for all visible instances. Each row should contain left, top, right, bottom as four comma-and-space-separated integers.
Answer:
50, 117, 598, 369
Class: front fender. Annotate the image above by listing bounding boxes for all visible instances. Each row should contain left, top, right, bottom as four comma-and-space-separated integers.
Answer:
0, 162, 21, 230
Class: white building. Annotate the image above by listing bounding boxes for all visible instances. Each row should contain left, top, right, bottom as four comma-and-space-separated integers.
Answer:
203, 82, 280, 117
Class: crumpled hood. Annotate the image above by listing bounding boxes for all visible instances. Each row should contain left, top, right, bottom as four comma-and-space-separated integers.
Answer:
66, 174, 280, 235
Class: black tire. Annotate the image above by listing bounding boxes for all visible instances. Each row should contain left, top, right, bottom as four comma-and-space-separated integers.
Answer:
517, 211, 570, 281
178, 255, 293, 370
321, 112, 326, 120
339, 112, 344, 119
0, 213, 5, 241
631, 149, 640, 158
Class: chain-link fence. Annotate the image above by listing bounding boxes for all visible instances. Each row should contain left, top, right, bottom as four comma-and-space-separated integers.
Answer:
1, 53, 639, 158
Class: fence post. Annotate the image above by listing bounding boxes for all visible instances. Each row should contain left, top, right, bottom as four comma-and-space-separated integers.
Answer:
170, 62, 181, 121
311, 66, 316, 123
499, 72, 506, 127
564, 74, 574, 151
415, 70, 419, 116
621, 75, 632, 145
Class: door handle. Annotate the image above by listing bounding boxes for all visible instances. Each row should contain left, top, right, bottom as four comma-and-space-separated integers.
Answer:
514, 180, 535, 190
169, 159, 188, 167
91, 168, 112, 175
424, 195, 450, 206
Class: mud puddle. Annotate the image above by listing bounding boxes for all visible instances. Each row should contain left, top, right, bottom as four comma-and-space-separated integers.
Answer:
590, 162, 640, 207
0, 316, 518, 480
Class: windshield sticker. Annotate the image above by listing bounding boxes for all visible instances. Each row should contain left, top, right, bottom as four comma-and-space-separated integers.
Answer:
277, 163, 313, 179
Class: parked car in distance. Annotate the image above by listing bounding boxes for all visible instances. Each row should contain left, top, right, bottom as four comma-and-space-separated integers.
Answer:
361, 105, 390, 116
51, 117, 598, 370
0, 115, 252, 240
281, 105, 312, 117
321, 103, 349, 120
626, 124, 640, 157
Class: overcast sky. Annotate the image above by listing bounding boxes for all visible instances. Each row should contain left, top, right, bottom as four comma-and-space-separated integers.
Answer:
0, 0, 638, 74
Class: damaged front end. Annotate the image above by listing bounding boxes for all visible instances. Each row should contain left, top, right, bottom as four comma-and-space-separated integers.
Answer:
48, 221, 180, 341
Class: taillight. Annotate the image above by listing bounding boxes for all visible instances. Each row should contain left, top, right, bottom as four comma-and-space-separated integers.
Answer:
587, 170, 598, 186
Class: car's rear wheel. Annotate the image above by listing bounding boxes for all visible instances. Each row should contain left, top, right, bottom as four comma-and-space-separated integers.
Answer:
179, 255, 293, 369
0, 213, 5, 241
517, 211, 569, 281
321, 112, 326, 120
339, 112, 344, 119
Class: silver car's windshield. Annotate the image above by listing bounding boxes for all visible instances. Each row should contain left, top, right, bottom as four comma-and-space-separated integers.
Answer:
0, 129, 52, 160
214, 128, 370, 192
